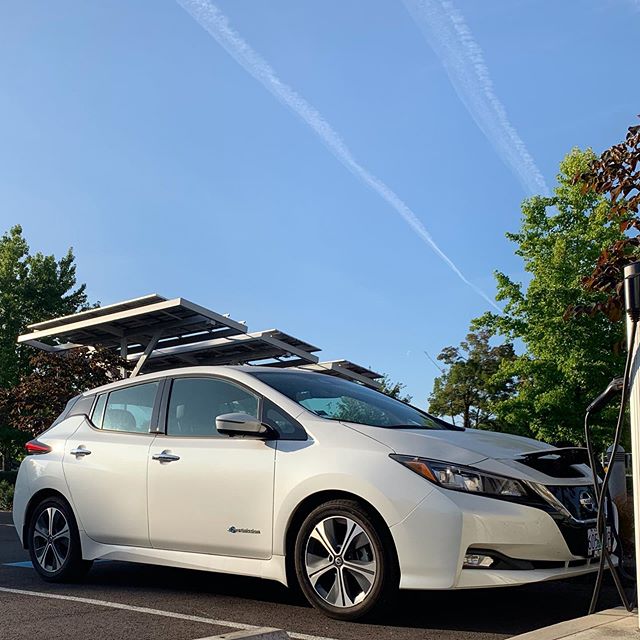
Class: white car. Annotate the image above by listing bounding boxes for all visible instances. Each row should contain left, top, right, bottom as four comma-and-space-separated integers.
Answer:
13, 366, 607, 620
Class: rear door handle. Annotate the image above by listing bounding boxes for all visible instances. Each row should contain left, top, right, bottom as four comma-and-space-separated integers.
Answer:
152, 450, 180, 463
70, 447, 91, 457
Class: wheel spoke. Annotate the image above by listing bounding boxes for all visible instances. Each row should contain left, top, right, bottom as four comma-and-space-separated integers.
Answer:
34, 521, 48, 539
306, 554, 334, 576
36, 542, 50, 567
50, 543, 64, 571
46, 507, 55, 536
324, 569, 342, 606
309, 564, 335, 587
309, 524, 337, 557
344, 564, 374, 596
339, 568, 357, 607
341, 520, 365, 556
343, 557, 376, 576
53, 524, 69, 541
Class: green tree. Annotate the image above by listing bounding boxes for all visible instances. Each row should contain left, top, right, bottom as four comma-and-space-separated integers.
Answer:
474, 148, 626, 445
0, 225, 88, 387
0, 225, 94, 466
1, 348, 126, 439
428, 329, 516, 429
378, 375, 412, 403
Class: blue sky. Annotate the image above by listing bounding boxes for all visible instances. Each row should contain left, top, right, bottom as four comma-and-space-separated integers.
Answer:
1, 1, 638, 405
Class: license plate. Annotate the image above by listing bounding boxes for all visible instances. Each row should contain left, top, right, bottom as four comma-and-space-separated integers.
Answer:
587, 526, 612, 557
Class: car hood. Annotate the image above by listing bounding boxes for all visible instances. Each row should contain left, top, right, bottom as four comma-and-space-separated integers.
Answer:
341, 423, 554, 463
340, 422, 591, 485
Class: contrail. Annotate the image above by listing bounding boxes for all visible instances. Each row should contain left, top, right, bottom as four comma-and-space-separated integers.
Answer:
176, 0, 500, 312
403, 0, 549, 196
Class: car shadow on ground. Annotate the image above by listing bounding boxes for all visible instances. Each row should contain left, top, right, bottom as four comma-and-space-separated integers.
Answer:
77, 560, 622, 636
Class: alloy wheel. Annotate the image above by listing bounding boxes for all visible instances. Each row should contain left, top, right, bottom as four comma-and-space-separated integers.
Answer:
32, 506, 71, 573
304, 515, 377, 608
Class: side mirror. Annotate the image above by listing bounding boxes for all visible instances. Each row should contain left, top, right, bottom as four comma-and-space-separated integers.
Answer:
216, 413, 277, 439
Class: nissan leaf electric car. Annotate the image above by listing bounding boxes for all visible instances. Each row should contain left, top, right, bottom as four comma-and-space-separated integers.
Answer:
13, 366, 609, 620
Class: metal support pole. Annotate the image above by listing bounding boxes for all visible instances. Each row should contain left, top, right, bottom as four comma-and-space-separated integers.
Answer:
119, 338, 128, 380
130, 333, 161, 378
624, 263, 640, 627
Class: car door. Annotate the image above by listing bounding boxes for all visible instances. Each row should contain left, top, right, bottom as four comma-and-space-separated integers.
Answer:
147, 376, 275, 559
63, 380, 162, 547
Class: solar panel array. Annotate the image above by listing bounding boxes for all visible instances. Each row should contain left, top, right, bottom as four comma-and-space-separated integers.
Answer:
18, 294, 382, 387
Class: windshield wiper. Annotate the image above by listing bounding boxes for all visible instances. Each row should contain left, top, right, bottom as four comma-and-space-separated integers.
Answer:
385, 421, 465, 431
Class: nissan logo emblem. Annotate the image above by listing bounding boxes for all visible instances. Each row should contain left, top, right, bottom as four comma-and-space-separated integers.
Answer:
579, 491, 596, 513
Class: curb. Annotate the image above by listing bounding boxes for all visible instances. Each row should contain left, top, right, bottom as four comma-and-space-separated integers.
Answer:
193, 629, 289, 640
509, 607, 636, 640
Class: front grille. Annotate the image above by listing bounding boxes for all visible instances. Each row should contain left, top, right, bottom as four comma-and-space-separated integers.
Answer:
547, 485, 598, 522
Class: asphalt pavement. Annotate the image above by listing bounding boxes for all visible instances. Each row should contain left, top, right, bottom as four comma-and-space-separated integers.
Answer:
0, 511, 624, 640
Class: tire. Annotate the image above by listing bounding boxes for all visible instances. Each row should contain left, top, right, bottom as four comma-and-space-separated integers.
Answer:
27, 496, 92, 583
294, 499, 398, 621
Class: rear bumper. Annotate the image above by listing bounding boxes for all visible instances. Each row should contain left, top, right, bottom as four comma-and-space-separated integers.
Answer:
390, 485, 604, 590
11, 462, 30, 547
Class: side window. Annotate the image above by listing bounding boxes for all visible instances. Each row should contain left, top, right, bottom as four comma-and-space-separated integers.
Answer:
167, 377, 259, 438
69, 394, 96, 418
90, 394, 107, 428
262, 399, 306, 440
102, 382, 160, 433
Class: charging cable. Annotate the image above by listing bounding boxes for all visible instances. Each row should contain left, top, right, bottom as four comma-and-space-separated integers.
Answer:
585, 318, 636, 613
584, 263, 640, 613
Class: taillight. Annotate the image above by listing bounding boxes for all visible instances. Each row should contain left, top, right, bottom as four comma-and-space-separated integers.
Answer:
25, 439, 51, 455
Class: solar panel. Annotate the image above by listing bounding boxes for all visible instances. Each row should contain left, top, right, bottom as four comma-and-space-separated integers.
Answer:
18, 295, 383, 387
26, 294, 168, 331
300, 360, 383, 388
18, 297, 247, 352
129, 329, 320, 371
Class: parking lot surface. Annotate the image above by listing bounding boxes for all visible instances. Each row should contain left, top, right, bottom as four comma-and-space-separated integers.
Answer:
0, 511, 622, 640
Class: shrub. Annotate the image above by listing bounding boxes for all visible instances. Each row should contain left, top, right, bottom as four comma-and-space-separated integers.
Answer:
0, 470, 17, 485
0, 480, 14, 511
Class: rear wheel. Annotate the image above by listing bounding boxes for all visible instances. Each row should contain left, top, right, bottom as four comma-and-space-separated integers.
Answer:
294, 499, 398, 621
28, 496, 92, 582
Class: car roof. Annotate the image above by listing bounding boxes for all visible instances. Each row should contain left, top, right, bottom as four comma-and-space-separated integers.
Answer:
80, 364, 319, 396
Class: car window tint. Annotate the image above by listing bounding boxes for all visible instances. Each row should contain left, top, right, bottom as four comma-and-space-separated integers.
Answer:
262, 400, 306, 440
167, 377, 259, 438
102, 383, 159, 433
91, 394, 107, 428
69, 394, 96, 418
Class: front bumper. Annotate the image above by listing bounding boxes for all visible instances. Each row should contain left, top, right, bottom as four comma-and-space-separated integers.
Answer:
390, 484, 606, 590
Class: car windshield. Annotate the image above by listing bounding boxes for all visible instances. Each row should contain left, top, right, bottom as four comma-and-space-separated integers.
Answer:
251, 371, 445, 429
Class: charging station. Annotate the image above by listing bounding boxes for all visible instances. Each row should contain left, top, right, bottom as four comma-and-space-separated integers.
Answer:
624, 262, 640, 625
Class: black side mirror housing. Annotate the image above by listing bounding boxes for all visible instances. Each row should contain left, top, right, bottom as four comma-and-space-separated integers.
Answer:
216, 413, 278, 440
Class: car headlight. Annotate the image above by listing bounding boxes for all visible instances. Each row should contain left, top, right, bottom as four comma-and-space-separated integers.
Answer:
390, 454, 528, 498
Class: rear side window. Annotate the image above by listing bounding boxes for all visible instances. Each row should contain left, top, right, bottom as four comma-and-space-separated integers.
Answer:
91, 394, 107, 428
68, 394, 96, 418
167, 377, 259, 438
101, 382, 160, 433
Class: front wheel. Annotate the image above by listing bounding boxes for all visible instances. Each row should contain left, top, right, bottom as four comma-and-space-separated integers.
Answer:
294, 499, 398, 621
28, 496, 92, 582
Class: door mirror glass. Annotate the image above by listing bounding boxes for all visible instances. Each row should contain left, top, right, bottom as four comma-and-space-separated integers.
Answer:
216, 413, 276, 439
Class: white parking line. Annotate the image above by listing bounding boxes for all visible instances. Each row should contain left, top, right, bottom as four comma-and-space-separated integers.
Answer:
0, 586, 337, 640
0, 523, 14, 527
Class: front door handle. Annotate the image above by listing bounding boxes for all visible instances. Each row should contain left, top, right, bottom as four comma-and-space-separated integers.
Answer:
70, 447, 92, 457
152, 450, 180, 463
